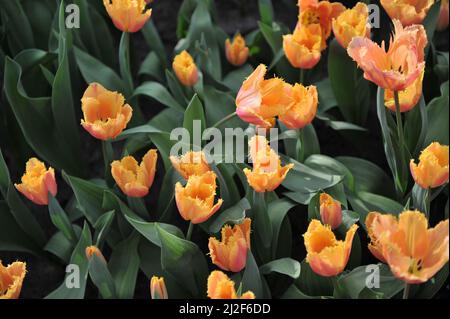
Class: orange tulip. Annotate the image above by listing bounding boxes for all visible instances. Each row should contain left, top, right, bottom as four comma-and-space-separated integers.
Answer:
244, 135, 294, 193
85, 246, 107, 263
365, 212, 398, 263
384, 70, 424, 112
278, 83, 318, 129
437, 0, 449, 31
0, 261, 26, 299
208, 218, 251, 272
236, 64, 292, 128
207, 271, 255, 299
172, 51, 199, 87
319, 193, 342, 230
103, 0, 152, 33
81, 83, 132, 141
304, 220, 358, 277
332, 2, 371, 48
380, 0, 433, 27
170, 151, 211, 180
111, 149, 158, 197
298, 0, 345, 50
410, 142, 449, 189
150, 276, 168, 299
283, 24, 323, 69
15, 158, 57, 206
225, 34, 249, 66
365, 210, 449, 284
347, 20, 427, 91
175, 171, 223, 224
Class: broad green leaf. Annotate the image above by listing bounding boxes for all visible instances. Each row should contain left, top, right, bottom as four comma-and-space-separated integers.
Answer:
133, 82, 184, 112
203, 198, 250, 234
241, 251, 264, 298
48, 194, 77, 243
183, 94, 206, 147
260, 258, 301, 279
46, 222, 92, 299
109, 232, 141, 299
269, 198, 296, 259
156, 224, 209, 298
87, 253, 117, 299
424, 81, 449, 145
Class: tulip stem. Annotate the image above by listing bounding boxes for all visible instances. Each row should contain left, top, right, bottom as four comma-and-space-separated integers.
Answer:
394, 91, 407, 184
186, 222, 194, 241
119, 32, 134, 94
403, 283, 411, 299
211, 112, 237, 129
424, 188, 431, 219
102, 140, 114, 188
299, 69, 306, 85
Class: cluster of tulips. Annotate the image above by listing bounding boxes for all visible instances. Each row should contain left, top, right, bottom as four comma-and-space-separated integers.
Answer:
1, 0, 449, 300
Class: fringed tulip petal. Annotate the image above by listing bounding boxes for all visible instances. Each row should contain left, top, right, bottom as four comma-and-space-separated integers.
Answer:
410, 142, 449, 189
103, 0, 152, 33
14, 158, 57, 206
207, 271, 255, 299
173, 51, 199, 87
225, 34, 249, 66
170, 151, 211, 180
0, 261, 26, 299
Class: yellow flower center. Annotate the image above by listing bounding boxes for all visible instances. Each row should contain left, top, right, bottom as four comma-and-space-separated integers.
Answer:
301, 10, 321, 26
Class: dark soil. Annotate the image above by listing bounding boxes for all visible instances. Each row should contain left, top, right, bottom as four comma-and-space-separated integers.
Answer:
1, 0, 448, 299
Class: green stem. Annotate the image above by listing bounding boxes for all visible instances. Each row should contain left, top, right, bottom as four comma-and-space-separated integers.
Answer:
424, 188, 431, 219
297, 129, 305, 162
186, 222, 194, 241
299, 68, 305, 84
403, 283, 411, 299
119, 32, 134, 94
102, 140, 114, 188
211, 111, 238, 129
394, 91, 406, 195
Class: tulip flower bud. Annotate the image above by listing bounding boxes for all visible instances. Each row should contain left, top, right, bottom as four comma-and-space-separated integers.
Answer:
172, 51, 199, 87
380, 0, 433, 26
0, 261, 26, 299
410, 142, 449, 189
225, 34, 249, 66
150, 276, 168, 299
103, 0, 152, 33
243, 135, 294, 192
15, 158, 57, 206
319, 193, 342, 230
235, 64, 292, 128
207, 271, 255, 299
81, 83, 132, 141
332, 2, 371, 49
111, 149, 158, 198
208, 219, 251, 272
175, 171, 223, 224
170, 151, 211, 180
304, 220, 358, 277
85, 246, 107, 264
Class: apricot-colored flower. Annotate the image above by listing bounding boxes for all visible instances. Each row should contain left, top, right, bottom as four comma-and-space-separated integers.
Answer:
366, 210, 449, 284
236, 64, 292, 128
384, 69, 424, 112
365, 212, 398, 263
208, 218, 251, 272
437, 0, 449, 31
85, 246, 107, 263
243, 135, 294, 193
207, 271, 255, 299
172, 51, 198, 87
283, 24, 323, 69
380, 0, 434, 27
14, 158, 57, 206
225, 34, 249, 66
410, 142, 449, 189
81, 83, 132, 141
111, 149, 158, 197
150, 276, 168, 299
347, 20, 427, 91
304, 220, 358, 277
175, 171, 223, 224
298, 0, 345, 50
0, 261, 26, 299
319, 193, 342, 230
279, 83, 318, 129
170, 151, 211, 180
103, 0, 152, 33
332, 2, 371, 48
